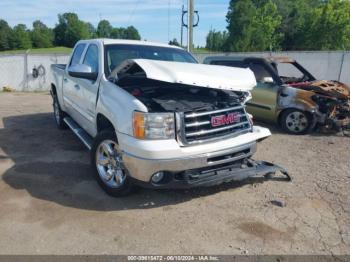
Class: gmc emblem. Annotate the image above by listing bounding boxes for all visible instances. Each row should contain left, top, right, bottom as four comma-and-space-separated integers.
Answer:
211, 112, 241, 127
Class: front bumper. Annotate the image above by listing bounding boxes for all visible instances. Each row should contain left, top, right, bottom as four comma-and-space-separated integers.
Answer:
123, 142, 257, 182
130, 159, 291, 189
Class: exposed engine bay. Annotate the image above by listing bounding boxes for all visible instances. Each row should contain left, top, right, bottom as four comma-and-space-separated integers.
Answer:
116, 76, 249, 113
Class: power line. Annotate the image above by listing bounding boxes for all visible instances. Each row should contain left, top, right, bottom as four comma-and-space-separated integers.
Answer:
127, 0, 141, 25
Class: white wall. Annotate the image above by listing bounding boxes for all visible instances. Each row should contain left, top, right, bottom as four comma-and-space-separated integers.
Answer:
0, 51, 348, 91
0, 53, 69, 91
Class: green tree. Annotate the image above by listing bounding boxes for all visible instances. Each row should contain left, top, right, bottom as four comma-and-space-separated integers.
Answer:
31, 20, 53, 48
225, 0, 282, 51
85, 22, 97, 38
271, 0, 321, 50
110, 26, 141, 40
225, 0, 257, 51
123, 26, 141, 40
110, 27, 122, 39
0, 20, 12, 51
97, 20, 112, 38
205, 30, 228, 51
169, 38, 180, 46
53, 13, 90, 47
11, 24, 32, 49
250, 0, 283, 50
303, 0, 350, 50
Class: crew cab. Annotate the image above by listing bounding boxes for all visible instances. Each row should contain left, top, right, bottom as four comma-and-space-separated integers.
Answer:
204, 56, 350, 135
51, 39, 289, 196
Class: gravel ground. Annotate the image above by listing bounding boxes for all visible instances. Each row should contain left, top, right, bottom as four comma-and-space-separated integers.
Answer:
0, 92, 349, 255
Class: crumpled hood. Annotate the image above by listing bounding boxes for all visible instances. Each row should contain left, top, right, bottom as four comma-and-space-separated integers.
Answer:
113, 59, 256, 92
288, 80, 350, 100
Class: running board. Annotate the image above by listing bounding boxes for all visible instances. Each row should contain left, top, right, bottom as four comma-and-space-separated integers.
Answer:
63, 117, 93, 150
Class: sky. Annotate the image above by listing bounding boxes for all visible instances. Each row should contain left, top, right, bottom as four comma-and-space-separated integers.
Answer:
0, 0, 230, 47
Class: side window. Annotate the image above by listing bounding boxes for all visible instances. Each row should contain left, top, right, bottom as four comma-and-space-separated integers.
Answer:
248, 63, 273, 83
70, 44, 86, 66
83, 44, 99, 74
277, 62, 304, 79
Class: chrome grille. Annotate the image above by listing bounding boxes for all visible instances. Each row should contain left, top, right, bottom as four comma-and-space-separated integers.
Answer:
178, 105, 251, 145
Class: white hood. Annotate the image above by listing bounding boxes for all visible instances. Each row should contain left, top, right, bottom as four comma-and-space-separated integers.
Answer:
114, 59, 256, 92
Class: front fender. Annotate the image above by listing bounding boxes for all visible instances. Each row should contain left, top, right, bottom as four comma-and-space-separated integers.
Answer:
95, 80, 148, 136
278, 86, 318, 113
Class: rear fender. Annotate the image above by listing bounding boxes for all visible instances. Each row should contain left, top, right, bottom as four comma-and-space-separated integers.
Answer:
50, 83, 66, 112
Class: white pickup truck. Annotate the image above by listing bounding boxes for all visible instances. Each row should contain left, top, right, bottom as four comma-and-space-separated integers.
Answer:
51, 39, 289, 196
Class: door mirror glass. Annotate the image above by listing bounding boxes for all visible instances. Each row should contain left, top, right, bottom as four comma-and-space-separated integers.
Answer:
68, 64, 97, 81
262, 77, 274, 84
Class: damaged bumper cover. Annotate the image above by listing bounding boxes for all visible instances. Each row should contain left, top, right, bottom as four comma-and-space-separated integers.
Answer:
130, 158, 291, 189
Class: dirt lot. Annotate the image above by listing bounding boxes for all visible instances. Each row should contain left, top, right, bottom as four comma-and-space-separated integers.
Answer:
0, 92, 349, 255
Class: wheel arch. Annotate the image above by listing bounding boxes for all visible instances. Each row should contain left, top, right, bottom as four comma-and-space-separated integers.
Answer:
277, 107, 314, 126
96, 113, 116, 133
50, 83, 57, 96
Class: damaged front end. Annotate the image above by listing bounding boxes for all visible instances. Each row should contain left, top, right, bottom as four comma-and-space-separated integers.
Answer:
279, 80, 350, 134
111, 59, 291, 186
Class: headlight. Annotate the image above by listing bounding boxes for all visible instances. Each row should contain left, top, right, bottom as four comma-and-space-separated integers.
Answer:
133, 111, 175, 139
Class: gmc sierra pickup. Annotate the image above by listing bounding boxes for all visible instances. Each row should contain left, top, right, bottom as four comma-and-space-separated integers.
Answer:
51, 39, 289, 196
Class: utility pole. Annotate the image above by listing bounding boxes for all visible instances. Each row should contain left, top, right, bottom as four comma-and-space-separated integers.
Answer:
181, 1, 198, 50
187, 0, 194, 52
180, 5, 184, 47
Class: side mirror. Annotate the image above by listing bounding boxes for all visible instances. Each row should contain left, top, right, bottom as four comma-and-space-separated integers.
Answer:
261, 77, 274, 84
68, 64, 97, 81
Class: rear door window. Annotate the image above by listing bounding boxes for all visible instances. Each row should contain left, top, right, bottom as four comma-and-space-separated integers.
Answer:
69, 44, 86, 66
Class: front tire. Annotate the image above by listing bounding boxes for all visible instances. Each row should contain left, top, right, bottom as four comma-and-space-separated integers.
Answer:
91, 130, 134, 197
280, 109, 312, 135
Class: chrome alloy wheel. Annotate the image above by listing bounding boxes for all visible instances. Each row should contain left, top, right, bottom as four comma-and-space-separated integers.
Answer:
285, 111, 308, 133
53, 99, 60, 125
95, 140, 126, 188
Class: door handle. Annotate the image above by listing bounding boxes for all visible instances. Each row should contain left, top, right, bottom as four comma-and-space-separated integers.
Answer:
63, 78, 68, 83
74, 84, 80, 90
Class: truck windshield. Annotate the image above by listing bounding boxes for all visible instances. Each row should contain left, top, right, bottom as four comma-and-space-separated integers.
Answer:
105, 44, 197, 76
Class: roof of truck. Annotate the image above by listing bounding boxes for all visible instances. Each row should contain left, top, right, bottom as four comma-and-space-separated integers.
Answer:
76, 38, 182, 49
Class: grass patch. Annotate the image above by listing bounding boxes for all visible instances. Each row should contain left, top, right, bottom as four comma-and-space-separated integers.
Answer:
193, 47, 211, 53
0, 47, 72, 55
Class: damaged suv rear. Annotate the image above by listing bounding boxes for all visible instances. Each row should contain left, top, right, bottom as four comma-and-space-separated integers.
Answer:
204, 56, 350, 135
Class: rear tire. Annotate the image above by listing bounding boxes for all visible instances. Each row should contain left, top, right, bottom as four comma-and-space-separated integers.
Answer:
52, 95, 67, 129
280, 109, 312, 135
91, 130, 135, 197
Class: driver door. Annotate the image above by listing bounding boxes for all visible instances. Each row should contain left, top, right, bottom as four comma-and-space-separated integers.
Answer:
76, 43, 100, 136
246, 63, 280, 122
63, 43, 87, 120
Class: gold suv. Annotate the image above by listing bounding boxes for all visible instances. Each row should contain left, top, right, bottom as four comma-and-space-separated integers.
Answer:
204, 56, 350, 135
